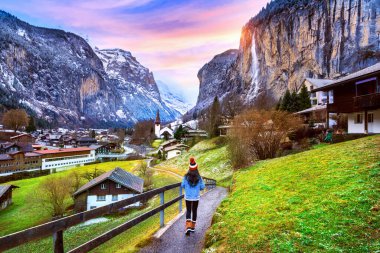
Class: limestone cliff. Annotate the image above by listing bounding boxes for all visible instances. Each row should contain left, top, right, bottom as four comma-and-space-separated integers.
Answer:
192, 0, 380, 115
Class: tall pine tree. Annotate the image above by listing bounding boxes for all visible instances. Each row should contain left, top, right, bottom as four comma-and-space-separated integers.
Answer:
290, 90, 300, 112
208, 96, 221, 138
25, 116, 36, 133
298, 84, 312, 110
280, 89, 292, 111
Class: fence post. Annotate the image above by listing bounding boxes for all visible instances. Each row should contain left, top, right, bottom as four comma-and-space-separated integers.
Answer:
53, 230, 64, 253
179, 187, 182, 213
160, 192, 165, 227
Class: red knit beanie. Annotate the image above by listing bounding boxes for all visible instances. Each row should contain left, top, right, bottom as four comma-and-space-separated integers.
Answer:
189, 157, 198, 171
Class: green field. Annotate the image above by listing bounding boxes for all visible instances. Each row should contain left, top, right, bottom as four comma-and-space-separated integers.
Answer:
158, 137, 233, 184
205, 135, 380, 252
0, 160, 183, 253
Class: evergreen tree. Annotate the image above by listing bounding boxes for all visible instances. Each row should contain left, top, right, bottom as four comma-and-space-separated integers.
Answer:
290, 90, 300, 112
280, 89, 292, 111
89, 129, 96, 138
208, 96, 221, 138
26, 116, 36, 133
276, 97, 282, 110
298, 84, 312, 110
174, 125, 186, 140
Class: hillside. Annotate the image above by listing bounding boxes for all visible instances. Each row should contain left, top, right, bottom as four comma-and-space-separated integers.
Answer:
157, 137, 233, 184
205, 136, 380, 252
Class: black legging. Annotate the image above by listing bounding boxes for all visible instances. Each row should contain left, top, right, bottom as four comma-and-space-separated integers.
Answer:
185, 200, 199, 221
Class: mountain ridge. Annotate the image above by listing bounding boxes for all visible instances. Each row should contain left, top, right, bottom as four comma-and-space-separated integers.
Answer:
0, 10, 181, 127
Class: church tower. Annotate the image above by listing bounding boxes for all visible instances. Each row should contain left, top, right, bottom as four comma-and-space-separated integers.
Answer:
155, 110, 161, 138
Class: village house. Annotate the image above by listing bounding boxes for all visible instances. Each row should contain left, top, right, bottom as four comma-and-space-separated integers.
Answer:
34, 147, 96, 171
89, 143, 117, 156
0, 152, 42, 175
296, 78, 337, 127
73, 167, 144, 212
10, 133, 36, 144
0, 185, 19, 210
163, 144, 189, 160
312, 63, 380, 134
77, 137, 97, 147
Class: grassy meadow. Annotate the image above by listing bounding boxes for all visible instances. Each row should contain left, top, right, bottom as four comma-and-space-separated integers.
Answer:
204, 135, 380, 252
0, 160, 183, 253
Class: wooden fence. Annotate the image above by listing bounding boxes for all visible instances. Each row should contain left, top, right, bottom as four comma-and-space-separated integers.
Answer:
0, 177, 216, 253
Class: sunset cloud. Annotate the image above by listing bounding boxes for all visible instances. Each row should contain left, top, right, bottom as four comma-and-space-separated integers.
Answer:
0, 0, 269, 104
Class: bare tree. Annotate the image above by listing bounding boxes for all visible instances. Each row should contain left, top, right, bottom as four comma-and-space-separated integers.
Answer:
116, 128, 126, 145
130, 120, 155, 145
228, 109, 302, 169
134, 161, 153, 191
30, 176, 73, 218
2, 109, 29, 132
69, 171, 82, 201
81, 167, 105, 182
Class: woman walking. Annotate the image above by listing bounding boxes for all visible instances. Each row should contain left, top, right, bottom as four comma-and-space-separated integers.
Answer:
181, 157, 205, 236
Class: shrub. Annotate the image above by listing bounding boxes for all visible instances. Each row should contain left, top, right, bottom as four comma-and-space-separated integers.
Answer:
228, 109, 302, 168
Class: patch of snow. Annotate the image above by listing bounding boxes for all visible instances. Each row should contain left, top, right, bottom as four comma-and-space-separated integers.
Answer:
116, 109, 127, 119
78, 217, 109, 227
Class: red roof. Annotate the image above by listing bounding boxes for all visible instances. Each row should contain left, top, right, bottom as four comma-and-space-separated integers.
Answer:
35, 147, 93, 154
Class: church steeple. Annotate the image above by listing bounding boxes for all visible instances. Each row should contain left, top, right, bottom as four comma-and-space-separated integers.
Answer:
155, 110, 161, 124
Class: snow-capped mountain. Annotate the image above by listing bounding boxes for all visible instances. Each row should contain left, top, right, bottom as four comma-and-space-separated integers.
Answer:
94, 48, 181, 123
0, 10, 181, 127
156, 80, 192, 115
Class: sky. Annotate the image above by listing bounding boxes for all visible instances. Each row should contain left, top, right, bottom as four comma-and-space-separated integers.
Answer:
0, 0, 269, 105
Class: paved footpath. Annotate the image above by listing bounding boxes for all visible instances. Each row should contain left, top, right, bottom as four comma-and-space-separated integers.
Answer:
139, 187, 228, 253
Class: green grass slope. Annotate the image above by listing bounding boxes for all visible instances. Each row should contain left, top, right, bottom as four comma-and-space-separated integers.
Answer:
205, 136, 380, 252
157, 137, 232, 183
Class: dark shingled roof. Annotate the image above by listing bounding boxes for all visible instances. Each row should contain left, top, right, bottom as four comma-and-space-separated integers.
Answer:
0, 154, 13, 161
0, 185, 19, 198
73, 167, 144, 196
312, 63, 380, 92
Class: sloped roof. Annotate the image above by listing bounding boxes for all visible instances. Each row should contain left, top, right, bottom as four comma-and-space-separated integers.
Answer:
313, 63, 380, 92
163, 144, 189, 152
0, 154, 13, 161
0, 185, 19, 198
73, 167, 144, 196
10, 133, 33, 140
35, 147, 92, 154
305, 78, 334, 88
295, 105, 326, 114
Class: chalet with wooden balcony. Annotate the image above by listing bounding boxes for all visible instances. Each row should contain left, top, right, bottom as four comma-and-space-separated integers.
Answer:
313, 63, 380, 134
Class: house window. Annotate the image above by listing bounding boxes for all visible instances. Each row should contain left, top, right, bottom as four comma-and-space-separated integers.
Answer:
368, 113, 374, 123
97, 195, 106, 201
112, 195, 118, 201
90, 206, 97, 209
328, 90, 334, 104
354, 114, 363, 124
116, 183, 121, 189
100, 183, 106, 190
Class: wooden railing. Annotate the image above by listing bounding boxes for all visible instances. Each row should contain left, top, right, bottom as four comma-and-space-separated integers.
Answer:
354, 93, 380, 109
0, 178, 216, 253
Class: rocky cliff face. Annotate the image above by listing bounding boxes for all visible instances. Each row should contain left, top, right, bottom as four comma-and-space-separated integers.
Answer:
0, 11, 180, 127
192, 0, 380, 115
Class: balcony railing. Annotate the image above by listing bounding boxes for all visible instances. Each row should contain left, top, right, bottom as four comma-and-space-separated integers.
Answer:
354, 93, 380, 109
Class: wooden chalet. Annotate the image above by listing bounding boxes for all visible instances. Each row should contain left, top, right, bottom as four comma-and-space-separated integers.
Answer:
313, 63, 380, 134
0, 185, 19, 210
73, 167, 144, 212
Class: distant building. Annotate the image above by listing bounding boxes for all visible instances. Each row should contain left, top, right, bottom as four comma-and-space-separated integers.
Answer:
35, 147, 95, 170
10, 133, 36, 144
0, 185, 19, 210
154, 110, 174, 139
77, 137, 97, 147
73, 167, 144, 212
163, 144, 189, 160
312, 63, 380, 133
0, 151, 42, 175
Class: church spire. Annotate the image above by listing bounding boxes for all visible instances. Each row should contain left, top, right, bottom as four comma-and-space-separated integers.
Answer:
155, 110, 161, 124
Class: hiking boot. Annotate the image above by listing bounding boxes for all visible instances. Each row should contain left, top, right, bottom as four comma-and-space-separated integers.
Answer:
190, 221, 196, 232
185, 220, 192, 236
